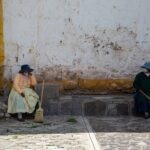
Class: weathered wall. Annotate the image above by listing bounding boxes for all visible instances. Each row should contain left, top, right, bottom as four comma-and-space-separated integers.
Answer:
0, 0, 4, 88
2, 0, 150, 91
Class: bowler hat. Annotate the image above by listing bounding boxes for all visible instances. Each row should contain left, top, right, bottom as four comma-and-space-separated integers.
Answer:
19, 64, 34, 73
141, 62, 150, 70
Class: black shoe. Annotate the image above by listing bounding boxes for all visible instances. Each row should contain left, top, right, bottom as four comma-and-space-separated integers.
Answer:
144, 113, 149, 119
17, 118, 25, 122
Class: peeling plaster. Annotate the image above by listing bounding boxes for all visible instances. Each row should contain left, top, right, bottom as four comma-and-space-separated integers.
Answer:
2, 0, 150, 82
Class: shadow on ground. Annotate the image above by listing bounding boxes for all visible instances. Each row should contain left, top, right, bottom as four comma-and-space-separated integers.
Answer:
0, 116, 150, 135
88, 116, 150, 133
0, 116, 89, 135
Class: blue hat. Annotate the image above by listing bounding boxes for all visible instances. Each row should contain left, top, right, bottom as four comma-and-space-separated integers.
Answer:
141, 62, 150, 70
19, 64, 34, 73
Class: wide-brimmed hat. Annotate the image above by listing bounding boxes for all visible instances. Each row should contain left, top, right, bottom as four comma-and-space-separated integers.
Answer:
19, 64, 34, 73
141, 62, 150, 70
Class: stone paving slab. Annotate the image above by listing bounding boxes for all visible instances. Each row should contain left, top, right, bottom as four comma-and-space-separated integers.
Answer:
88, 117, 150, 150
0, 116, 94, 150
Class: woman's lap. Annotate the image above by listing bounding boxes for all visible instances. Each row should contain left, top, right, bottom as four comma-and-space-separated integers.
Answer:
134, 93, 150, 113
8, 88, 39, 114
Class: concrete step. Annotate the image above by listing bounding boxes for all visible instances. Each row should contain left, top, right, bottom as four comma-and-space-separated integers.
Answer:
42, 94, 134, 116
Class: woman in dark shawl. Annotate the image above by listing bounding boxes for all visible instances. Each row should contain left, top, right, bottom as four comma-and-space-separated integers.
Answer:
133, 62, 150, 119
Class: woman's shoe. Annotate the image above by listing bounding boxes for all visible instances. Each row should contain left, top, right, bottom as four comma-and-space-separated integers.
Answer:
144, 112, 149, 119
17, 113, 24, 121
17, 118, 25, 122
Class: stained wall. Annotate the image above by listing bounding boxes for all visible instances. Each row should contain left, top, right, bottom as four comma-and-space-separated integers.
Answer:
2, 0, 150, 91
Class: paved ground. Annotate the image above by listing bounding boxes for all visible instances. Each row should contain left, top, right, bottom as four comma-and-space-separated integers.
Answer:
0, 116, 94, 150
88, 116, 150, 150
1, 116, 150, 150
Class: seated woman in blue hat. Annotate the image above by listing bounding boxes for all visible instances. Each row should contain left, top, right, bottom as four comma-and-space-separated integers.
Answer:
133, 62, 150, 119
7, 64, 39, 121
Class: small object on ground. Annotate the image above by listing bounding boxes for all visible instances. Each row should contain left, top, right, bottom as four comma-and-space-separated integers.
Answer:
34, 80, 45, 123
28, 123, 39, 128
67, 117, 77, 123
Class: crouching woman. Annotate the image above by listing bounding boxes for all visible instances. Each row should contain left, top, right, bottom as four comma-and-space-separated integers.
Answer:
133, 62, 150, 119
7, 64, 39, 121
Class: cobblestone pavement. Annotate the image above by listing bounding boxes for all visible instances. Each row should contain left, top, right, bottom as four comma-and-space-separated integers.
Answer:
88, 116, 150, 150
0, 116, 94, 150
1, 116, 150, 150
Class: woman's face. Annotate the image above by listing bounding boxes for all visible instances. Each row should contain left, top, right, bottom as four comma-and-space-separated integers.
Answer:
23, 72, 29, 76
146, 69, 150, 74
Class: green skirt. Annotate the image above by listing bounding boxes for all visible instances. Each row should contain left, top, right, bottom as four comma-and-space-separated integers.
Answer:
8, 88, 39, 114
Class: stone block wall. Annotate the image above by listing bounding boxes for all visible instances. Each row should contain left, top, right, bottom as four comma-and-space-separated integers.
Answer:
42, 94, 134, 116
37, 83, 134, 116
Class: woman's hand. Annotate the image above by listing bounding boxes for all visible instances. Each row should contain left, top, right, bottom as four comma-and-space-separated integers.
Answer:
30, 86, 35, 90
21, 92, 25, 98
